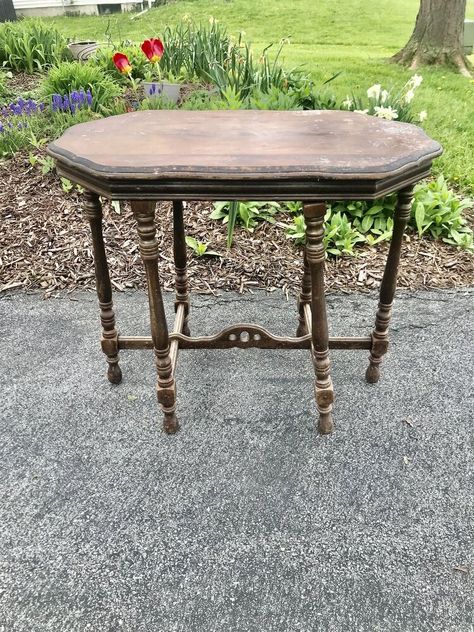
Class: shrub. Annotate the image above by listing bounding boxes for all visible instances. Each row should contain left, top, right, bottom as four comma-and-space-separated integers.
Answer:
40, 62, 122, 113
0, 19, 68, 73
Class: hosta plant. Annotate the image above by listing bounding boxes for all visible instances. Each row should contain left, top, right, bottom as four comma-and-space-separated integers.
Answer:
411, 176, 473, 250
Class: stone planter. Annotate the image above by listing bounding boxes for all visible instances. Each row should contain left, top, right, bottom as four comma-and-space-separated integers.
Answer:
143, 81, 181, 104
68, 41, 98, 61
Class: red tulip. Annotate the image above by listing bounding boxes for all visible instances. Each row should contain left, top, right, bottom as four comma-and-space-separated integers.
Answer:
113, 52, 132, 74
141, 38, 164, 63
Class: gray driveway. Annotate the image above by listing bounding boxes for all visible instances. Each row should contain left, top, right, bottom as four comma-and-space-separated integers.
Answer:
0, 289, 473, 631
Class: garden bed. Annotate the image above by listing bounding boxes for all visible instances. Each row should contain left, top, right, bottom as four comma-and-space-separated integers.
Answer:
1, 153, 472, 297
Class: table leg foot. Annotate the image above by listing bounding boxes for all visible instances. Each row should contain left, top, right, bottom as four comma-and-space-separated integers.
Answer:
107, 362, 122, 384
365, 361, 381, 384
318, 411, 334, 435
163, 412, 180, 434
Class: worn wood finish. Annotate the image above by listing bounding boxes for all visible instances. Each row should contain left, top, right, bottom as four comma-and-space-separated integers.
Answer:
304, 202, 334, 434
297, 252, 312, 337
169, 303, 185, 376
131, 200, 178, 434
118, 333, 372, 351
83, 191, 122, 384
50, 110, 442, 437
172, 201, 190, 336
47, 111, 442, 201
366, 187, 414, 383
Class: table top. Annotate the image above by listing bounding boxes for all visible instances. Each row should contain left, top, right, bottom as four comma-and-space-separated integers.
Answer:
48, 110, 442, 201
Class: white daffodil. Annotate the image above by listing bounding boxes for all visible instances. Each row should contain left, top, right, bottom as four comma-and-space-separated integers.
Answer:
419, 111, 428, 122
367, 84, 381, 100
374, 106, 399, 120
410, 74, 423, 88
404, 89, 415, 104
342, 96, 353, 109
381, 89, 389, 104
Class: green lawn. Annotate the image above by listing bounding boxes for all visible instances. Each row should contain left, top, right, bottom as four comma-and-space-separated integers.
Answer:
49, 0, 474, 192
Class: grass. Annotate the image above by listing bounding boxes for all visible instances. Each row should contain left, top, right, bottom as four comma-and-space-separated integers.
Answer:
46, 0, 474, 192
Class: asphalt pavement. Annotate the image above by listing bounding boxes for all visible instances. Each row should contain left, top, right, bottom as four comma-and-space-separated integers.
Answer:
0, 288, 473, 632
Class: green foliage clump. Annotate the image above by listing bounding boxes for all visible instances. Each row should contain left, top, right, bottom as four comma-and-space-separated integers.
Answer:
40, 62, 122, 113
286, 210, 366, 256
284, 179, 473, 256
0, 19, 69, 73
412, 176, 473, 250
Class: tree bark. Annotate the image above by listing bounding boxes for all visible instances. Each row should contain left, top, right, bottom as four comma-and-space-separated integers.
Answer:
0, 0, 17, 22
392, 0, 471, 77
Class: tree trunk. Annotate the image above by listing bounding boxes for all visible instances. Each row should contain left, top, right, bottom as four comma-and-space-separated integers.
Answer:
0, 0, 17, 22
392, 0, 471, 77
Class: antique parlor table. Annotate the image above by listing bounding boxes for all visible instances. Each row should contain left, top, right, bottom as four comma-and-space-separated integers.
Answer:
48, 110, 442, 435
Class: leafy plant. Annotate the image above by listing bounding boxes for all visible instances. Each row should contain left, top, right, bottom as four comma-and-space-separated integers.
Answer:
138, 95, 177, 110
332, 197, 396, 245
411, 176, 473, 250
286, 209, 365, 256
324, 210, 365, 255
60, 177, 75, 193
0, 20, 68, 73
29, 154, 55, 175
286, 214, 307, 245
0, 71, 10, 98
248, 86, 301, 110
40, 62, 122, 113
185, 236, 220, 257
211, 200, 281, 247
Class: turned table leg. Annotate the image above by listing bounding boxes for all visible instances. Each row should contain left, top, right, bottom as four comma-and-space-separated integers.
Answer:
366, 186, 414, 383
83, 191, 122, 384
132, 201, 179, 434
172, 201, 190, 336
296, 251, 312, 337
304, 202, 334, 435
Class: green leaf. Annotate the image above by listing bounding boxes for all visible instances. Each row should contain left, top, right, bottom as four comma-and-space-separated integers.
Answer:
414, 201, 425, 236
361, 215, 374, 233
185, 236, 198, 250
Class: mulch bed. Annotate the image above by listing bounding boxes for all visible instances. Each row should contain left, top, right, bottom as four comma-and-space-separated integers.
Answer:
1, 152, 473, 297
3, 72, 42, 96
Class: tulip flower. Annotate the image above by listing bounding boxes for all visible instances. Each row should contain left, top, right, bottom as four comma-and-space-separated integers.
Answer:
141, 38, 164, 63
113, 52, 132, 75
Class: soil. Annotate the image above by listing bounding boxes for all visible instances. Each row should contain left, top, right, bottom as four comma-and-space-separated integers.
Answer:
1, 152, 473, 297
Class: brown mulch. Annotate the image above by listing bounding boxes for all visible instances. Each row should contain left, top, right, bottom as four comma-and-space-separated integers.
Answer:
4, 72, 42, 96
1, 152, 473, 297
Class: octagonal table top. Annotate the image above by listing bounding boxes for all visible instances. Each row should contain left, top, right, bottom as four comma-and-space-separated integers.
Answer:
47, 110, 442, 201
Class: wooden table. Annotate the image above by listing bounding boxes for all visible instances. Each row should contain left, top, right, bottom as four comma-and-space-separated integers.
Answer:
48, 110, 442, 435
